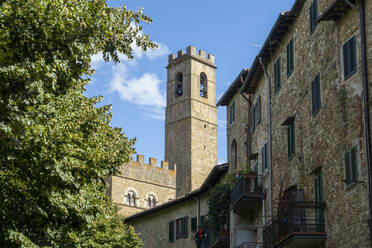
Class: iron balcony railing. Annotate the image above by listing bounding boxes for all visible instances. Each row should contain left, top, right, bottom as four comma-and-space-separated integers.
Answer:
237, 241, 264, 248
231, 175, 264, 208
263, 201, 326, 248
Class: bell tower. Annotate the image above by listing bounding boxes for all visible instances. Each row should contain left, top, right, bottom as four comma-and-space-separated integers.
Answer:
165, 46, 217, 197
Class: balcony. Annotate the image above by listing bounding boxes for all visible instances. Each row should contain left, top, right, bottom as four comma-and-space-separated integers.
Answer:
237, 242, 264, 248
230, 175, 264, 214
263, 201, 327, 248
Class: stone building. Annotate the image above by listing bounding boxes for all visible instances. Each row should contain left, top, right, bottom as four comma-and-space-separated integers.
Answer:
108, 46, 218, 217
125, 164, 228, 248
218, 0, 372, 247
107, 155, 176, 216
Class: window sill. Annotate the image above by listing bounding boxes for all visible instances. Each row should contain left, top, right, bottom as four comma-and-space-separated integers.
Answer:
344, 69, 357, 81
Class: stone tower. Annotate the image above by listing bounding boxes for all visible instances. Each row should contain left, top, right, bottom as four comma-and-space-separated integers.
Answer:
165, 46, 217, 197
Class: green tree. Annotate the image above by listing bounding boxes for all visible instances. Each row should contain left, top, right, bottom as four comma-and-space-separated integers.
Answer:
207, 183, 232, 233
0, 0, 156, 247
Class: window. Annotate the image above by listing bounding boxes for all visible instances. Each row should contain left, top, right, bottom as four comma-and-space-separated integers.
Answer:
310, 0, 318, 34
126, 190, 136, 206
344, 146, 359, 188
287, 120, 295, 160
147, 194, 156, 208
287, 38, 294, 77
229, 102, 235, 124
175, 217, 188, 240
274, 57, 281, 93
311, 73, 321, 115
256, 95, 261, 124
249, 104, 255, 133
200, 73, 207, 97
169, 220, 174, 242
231, 140, 237, 169
176, 73, 183, 96
343, 36, 357, 79
261, 142, 268, 171
191, 217, 197, 232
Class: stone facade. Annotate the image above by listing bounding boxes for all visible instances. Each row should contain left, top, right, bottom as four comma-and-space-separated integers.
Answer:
219, 0, 372, 247
129, 192, 209, 248
165, 46, 218, 197
108, 154, 176, 216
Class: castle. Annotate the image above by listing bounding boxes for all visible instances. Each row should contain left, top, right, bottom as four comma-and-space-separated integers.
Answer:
107, 45, 218, 216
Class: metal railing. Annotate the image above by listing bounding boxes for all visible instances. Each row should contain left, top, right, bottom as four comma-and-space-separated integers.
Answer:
237, 241, 264, 248
263, 201, 326, 248
231, 175, 264, 207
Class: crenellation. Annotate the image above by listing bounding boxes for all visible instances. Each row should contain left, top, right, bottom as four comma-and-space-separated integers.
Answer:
167, 45, 215, 65
149, 157, 157, 166
137, 154, 144, 163
198, 49, 206, 58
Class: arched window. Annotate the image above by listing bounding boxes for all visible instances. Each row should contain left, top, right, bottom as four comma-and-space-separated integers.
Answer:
231, 140, 237, 169
147, 194, 157, 208
126, 190, 137, 206
200, 73, 207, 97
176, 73, 183, 96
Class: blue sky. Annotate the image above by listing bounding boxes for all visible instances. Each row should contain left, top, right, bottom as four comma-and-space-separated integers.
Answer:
85, 0, 295, 165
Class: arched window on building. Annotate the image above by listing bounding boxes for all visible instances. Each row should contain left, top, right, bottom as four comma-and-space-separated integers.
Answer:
200, 73, 207, 98
126, 190, 137, 206
147, 194, 157, 208
176, 73, 183, 96
231, 139, 237, 169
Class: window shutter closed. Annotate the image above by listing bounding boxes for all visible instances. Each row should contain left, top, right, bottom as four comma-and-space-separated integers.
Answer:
183, 216, 188, 238
257, 95, 261, 124
343, 42, 350, 77
275, 58, 281, 93
349, 36, 357, 74
350, 146, 359, 183
169, 220, 174, 242
344, 150, 352, 186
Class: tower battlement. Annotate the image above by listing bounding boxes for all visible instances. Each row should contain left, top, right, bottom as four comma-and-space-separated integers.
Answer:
126, 154, 176, 171
168, 45, 215, 66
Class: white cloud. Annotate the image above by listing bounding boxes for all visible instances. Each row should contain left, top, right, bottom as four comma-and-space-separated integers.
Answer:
110, 70, 165, 107
90, 41, 170, 121
146, 43, 170, 60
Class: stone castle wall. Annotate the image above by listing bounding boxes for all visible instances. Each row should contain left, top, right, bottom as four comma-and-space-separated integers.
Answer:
109, 154, 176, 216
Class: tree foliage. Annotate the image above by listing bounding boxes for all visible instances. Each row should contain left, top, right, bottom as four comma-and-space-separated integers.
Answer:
207, 183, 232, 233
0, 0, 156, 247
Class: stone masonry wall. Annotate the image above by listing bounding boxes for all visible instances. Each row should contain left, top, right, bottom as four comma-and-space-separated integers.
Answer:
247, 0, 370, 247
128, 192, 209, 248
165, 46, 217, 197
110, 154, 176, 216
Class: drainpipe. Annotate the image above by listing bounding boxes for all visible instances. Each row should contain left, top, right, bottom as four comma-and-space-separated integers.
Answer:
358, 0, 372, 245
259, 57, 273, 222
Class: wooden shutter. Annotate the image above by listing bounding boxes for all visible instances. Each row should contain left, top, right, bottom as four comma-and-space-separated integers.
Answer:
256, 95, 261, 124
349, 36, 357, 74
315, 172, 324, 201
287, 39, 294, 76
182, 216, 188, 238
288, 121, 295, 158
250, 104, 255, 132
169, 220, 174, 242
343, 41, 350, 77
191, 217, 197, 232
344, 150, 352, 186
350, 146, 359, 183
312, 77, 316, 114
312, 74, 321, 114
310, 0, 318, 34
261, 145, 265, 172
275, 57, 281, 93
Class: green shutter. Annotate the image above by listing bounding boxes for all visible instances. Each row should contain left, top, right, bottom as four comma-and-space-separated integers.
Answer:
288, 121, 295, 159
191, 217, 197, 232
261, 145, 265, 172
312, 77, 316, 114
287, 39, 294, 77
258, 101, 260, 124
182, 216, 188, 238
343, 41, 350, 77
349, 36, 357, 74
169, 220, 174, 242
312, 74, 321, 115
274, 57, 281, 93
344, 150, 352, 186
350, 146, 359, 183
310, 0, 318, 34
